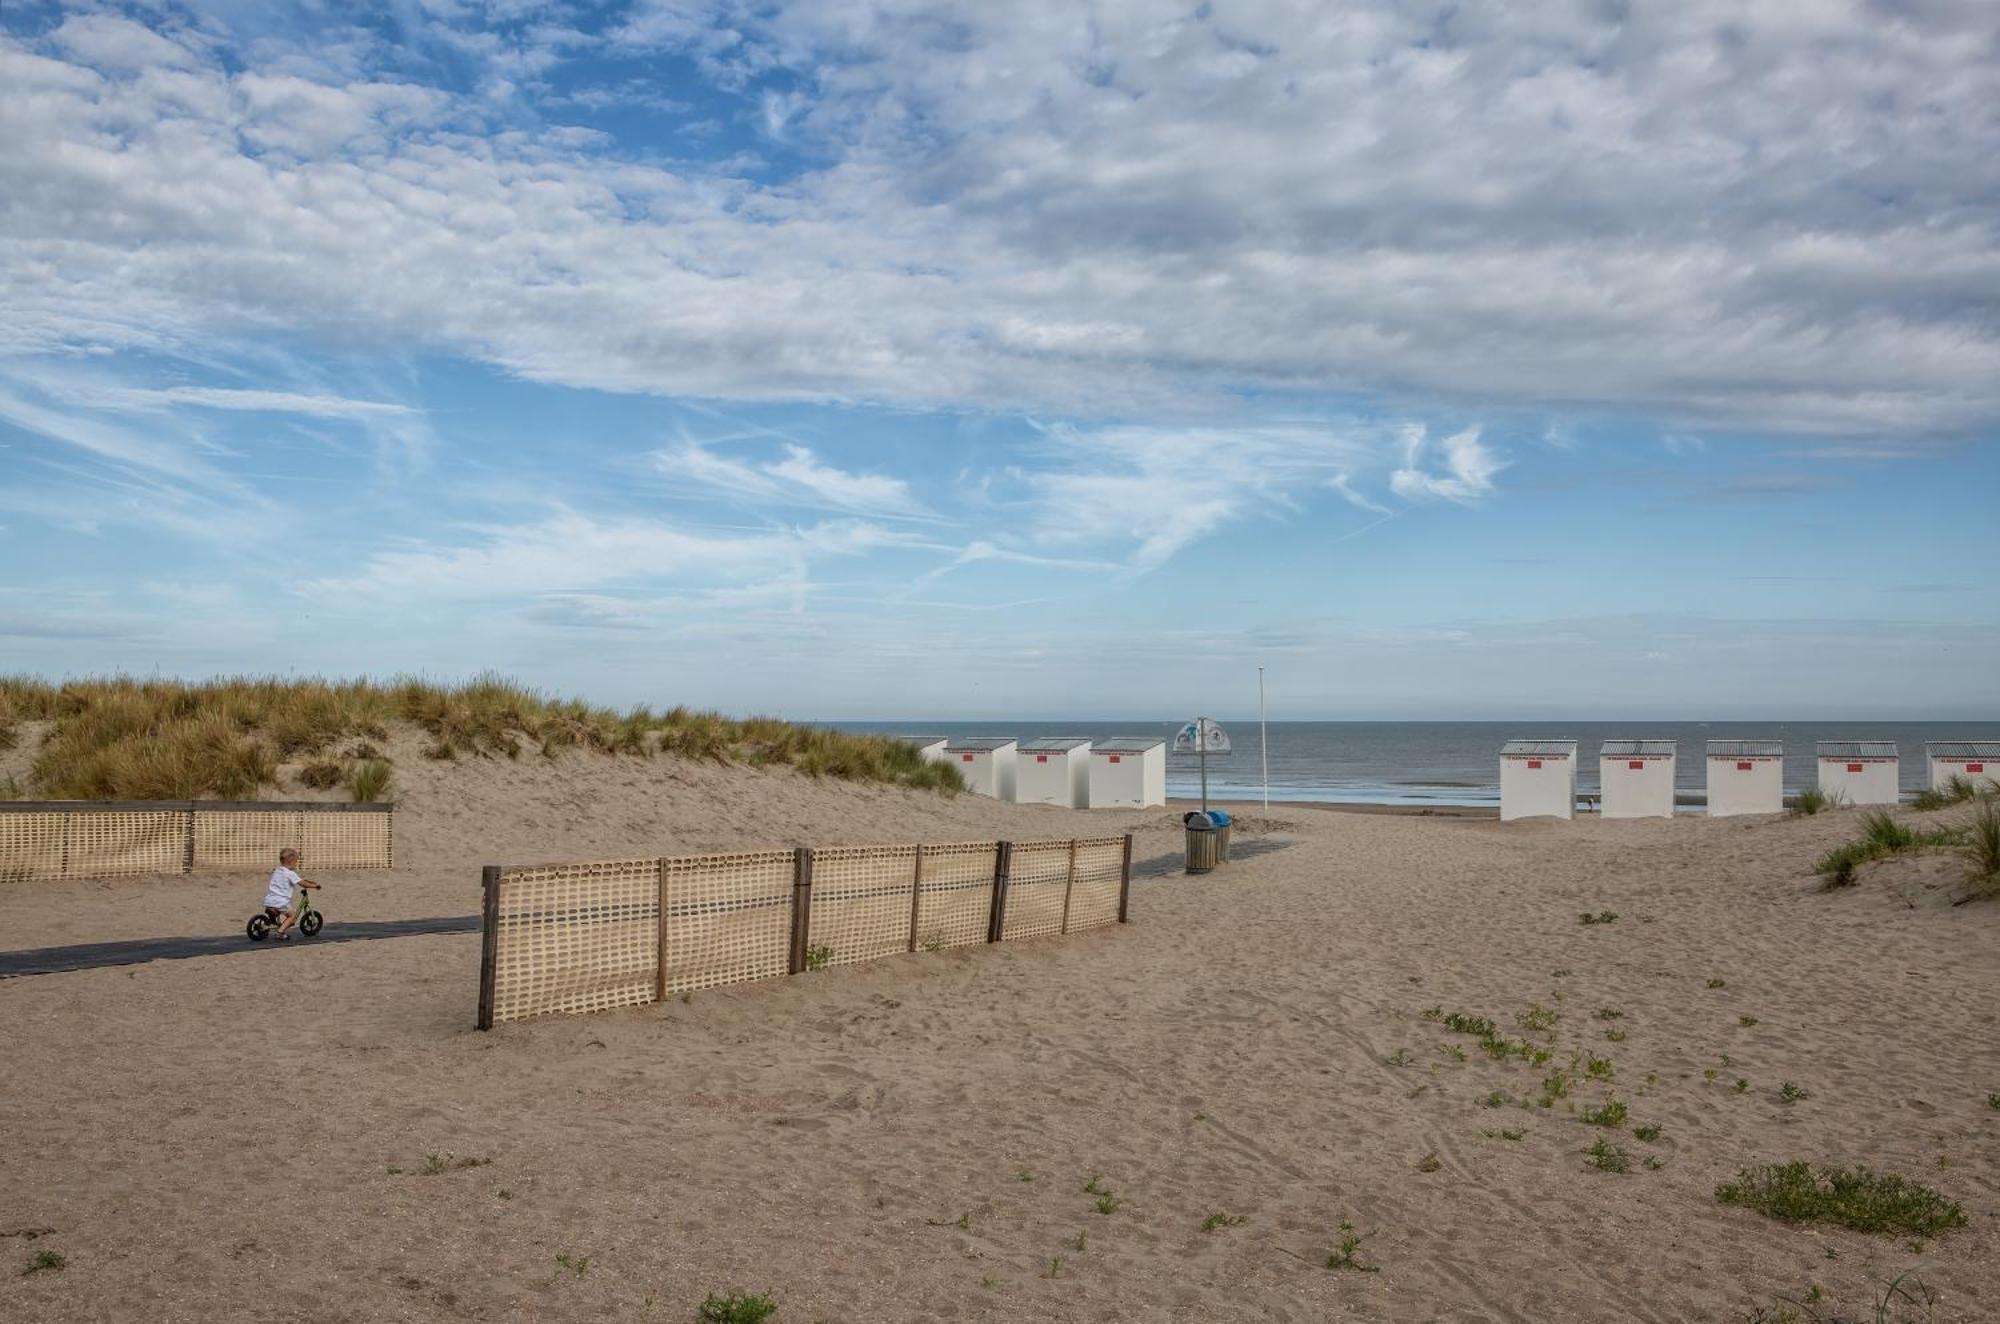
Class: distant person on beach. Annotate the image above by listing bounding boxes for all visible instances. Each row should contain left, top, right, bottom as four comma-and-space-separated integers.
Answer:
262, 849, 320, 940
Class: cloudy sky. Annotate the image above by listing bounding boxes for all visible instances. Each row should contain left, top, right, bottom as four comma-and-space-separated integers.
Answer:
2, 1, 1996, 718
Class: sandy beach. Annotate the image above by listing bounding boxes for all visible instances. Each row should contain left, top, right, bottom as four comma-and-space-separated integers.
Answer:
3, 746, 1997, 1322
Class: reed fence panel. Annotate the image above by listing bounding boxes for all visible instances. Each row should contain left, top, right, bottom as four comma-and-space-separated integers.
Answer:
490, 857, 659, 1023
807, 844, 919, 968
913, 841, 999, 952
0, 801, 393, 880
1064, 837, 1127, 932
1001, 839, 1074, 942
660, 849, 794, 995
478, 833, 1132, 1028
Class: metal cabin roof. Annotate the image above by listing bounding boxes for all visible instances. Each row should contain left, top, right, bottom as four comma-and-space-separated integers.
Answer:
1707, 739, 1782, 758
1094, 737, 1165, 753
943, 736, 1017, 751
895, 734, 948, 746
1817, 741, 1898, 758
1602, 739, 1676, 757
1500, 739, 1576, 756
1927, 740, 2000, 759
1019, 737, 1091, 752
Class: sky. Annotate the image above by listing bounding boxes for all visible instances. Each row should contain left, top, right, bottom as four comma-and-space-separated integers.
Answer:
1, 0, 1996, 720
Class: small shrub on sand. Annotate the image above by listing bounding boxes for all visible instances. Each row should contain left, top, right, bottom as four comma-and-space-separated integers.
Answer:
1581, 1099, 1628, 1128
1779, 1081, 1809, 1104
698, 1291, 778, 1324
1201, 1212, 1245, 1233
1578, 910, 1618, 926
1440, 1011, 1496, 1037
297, 760, 345, 789
1516, 1004, 1560, 1033
804, 944, 834, 972
1788, 787, 1841, 816
1586, 1138, 1630, 1173
1325, 1220, 1377, 1272
348, 759, 392, 803
1716, 1163, 1966, 1238
20, 1250, 66, 1277
1633, 1123, 1662, 1143
1707, 978, 1727, 989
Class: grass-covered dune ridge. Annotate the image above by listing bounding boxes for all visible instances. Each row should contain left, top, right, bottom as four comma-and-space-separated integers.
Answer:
0, 675, 963, 801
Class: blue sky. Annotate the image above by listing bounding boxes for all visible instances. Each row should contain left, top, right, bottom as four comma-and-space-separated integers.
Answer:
1, 1, 1996, 719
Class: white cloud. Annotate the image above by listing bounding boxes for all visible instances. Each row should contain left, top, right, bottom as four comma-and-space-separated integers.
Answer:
1330, 471, 1390, 515
654, 438, 927, 515
0, 4, 1994, 439
304, 510, 912, 602
1390, 427, 1504, 504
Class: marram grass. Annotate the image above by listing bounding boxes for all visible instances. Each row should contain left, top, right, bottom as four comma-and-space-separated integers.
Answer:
0, 675, 963, 801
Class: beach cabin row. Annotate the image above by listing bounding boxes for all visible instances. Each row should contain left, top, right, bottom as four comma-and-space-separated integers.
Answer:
901, 735, 1166, 808
1501, 737, 2000, 820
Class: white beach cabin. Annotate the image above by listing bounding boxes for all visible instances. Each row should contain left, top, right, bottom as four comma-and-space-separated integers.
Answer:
1016, 738, 1091, 808
1499, 739, 1577, 821
1817, 741, 1899, 806
1926, 741, 2000, 793
1706, 739, 1784, 817
1089, 737, 1167, 808
1599, 739, 1676, 819
946, 737, 1017, 800
898, 735, 949, 763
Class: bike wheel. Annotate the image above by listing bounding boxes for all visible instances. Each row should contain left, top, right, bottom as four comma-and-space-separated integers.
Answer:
299, 911, 323, 937
246, 914, 271, 941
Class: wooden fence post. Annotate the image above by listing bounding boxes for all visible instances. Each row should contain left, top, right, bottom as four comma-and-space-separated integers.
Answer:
789, 846, 814, 974
654, 858, 670, 1003
986, 841, 1013, 943
906, 846, 926, 952
1117, 833, 1134, 923
477, 865, 501, 1031
1058, 838, 1078, 934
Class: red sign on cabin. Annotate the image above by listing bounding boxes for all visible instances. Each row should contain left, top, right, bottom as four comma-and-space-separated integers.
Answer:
1628, 760, 1644, 770
1737, 761, 1753, 771
1847, 763, 1863, 773
1971, 763, 1986, 774
1108, 755, 1121, 764
1526, 759, 1542, 769
1035, 754, 1048, 763
961, 753, 974, 763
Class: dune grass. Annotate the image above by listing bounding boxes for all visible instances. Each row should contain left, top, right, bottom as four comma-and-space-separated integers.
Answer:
1813, 810, 1960, 889
1787, 787, 1841, 816
0, 675, 964, 801
1910, 775, 1985, 811
1962, 802, 2000, 900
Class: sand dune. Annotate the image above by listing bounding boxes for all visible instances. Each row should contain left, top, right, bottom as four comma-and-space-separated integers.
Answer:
2, 748, 1996, 1321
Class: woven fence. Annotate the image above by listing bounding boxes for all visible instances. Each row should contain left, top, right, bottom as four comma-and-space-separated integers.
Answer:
0, 801, 394, 881
478, 834, 1132, 1028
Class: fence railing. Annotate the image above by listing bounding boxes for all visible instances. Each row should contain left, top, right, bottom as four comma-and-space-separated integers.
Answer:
477, 834, 1133, 1028
0, 801, 395, 880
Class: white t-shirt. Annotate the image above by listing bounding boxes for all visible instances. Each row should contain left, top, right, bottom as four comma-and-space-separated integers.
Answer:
264, 865, 302, 908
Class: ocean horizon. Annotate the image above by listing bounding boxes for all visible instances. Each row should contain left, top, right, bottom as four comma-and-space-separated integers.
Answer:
832, 720, 2000, 808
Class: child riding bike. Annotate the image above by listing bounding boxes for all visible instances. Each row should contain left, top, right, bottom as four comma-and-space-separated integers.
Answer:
262, 848, 321, 941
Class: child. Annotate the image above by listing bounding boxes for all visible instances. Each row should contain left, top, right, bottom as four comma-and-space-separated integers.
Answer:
262, 848, 321, 940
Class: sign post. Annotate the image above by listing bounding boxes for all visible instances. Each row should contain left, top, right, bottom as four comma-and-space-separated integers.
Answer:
1173, 718, 1232, 815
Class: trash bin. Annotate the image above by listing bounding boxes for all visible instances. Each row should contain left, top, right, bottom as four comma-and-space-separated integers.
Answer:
1207, 809, 1233, 862
1183, 812, 1218, 875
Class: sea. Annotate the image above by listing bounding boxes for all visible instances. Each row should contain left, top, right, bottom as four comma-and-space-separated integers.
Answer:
832, 720, 2000, 810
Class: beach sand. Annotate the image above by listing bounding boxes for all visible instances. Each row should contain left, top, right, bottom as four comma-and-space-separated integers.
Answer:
2, 743, 1997, 1321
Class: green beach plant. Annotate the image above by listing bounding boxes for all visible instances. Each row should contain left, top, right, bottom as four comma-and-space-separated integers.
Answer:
1716, 1163, 1966, 1238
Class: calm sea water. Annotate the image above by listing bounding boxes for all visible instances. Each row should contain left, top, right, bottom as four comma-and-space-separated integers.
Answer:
833, 720, 2000, 808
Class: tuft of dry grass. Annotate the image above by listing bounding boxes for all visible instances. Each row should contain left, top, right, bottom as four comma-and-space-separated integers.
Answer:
0, 675, 964, 800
